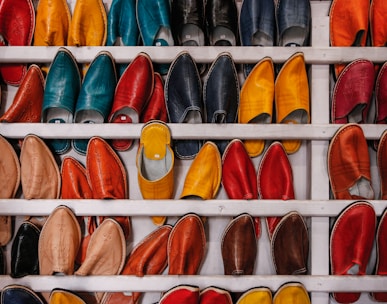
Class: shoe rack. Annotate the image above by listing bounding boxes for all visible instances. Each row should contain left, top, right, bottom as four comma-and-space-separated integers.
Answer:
1, 1, 387, 304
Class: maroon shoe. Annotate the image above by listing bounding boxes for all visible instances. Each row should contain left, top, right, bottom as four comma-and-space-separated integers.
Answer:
374, 62, 387, 150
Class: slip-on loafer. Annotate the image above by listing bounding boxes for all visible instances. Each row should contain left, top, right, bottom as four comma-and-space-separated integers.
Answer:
378, 129, 387, 199
374, 62, 387, 150
68, 0, 107, 46
203, 52, 239, 154
11, 221, 40, 278
200, 286, 233, 304
328, 123, 374, 200
276, 0, 311, 46
20, 134, 61, 200
1, 285, 44, 304
102, 225, 172, 304
165, 51, 203, 159
33, 0, 71, 46
73, 51, 117, 155
137, 120, 174, 226
222, 139, 260, 237
0, 135, 20, 246
159, 285, 200, 304
370, 0, 387, 47
168, 213, 206, 275
0, 65, 44, 123
239, 0, 275, 77
0, 0, 34, 86
108, 52, 154, 151
236, 287, 272, 304
275, 52, 310, 154
330, 201, 376, 303
180, 141, 221, 200
42, 47, 81, 154
221, 213, 257, 275
273, 282, 310, 304
39, 205, 81, 275
75, 218, 126, 303
331, 59, 375, 124
49, 289, 86, 304
140, 73, 168, 123
329, 0, 370, 78
239, 57, 274, 157
205, 0, 238, 46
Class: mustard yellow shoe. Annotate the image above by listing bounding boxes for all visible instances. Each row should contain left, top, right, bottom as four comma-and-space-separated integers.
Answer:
180, 141, 222, 200
239, 57, 274, 157
237, 287, 272, 304
137, 120, 174, 226
49, 289, 86, 304
275, 52, 310, 154
273, 282, 310, 304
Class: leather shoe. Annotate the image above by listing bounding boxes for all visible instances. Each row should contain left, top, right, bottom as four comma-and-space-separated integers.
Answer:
239, 57, 274, 157
137, 120, 174, 226
108, 52, 154, 151
11, 221, 40, 278
165, 51, 203, 159
42, 47, 81, 154
203, 52, 239, 154
159, 285, 199, 304
331, 59, 374, 124
49, 289, 86, 304
1, 285, 44, 304
0, 0, 34, 86
370, 0, 387, 47
221, 213, 257, 275
273, 282, 310, 304
328, 123, 374, 200
374, 62, 387, 148
200, 286, 233, 304
378, 129, 387, 199
236, 287, 272, 304
168, 213, 206, 275
330, 201, 376, 303
0, 65, 44, 123
275, 52, 310, 154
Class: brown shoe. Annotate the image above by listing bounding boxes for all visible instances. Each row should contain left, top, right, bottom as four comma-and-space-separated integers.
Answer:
378, 129, 387, 199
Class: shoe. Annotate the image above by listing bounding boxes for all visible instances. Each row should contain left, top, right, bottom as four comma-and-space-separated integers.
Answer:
238, 57, 274, 157
331, 59, 374, 124
0, 135, 20, 246
203, 52, 239, 154
221, 213, 257, 275
102, 225, 172, 304
159, 285, 200, 304
236, 287, 272, 304
0, 0, 35, 86
370, 0, 387, 47
33, 0, 71, 46
165, 51, 203, 159
222, 139, 260, 237
328, 123, 374, 200
276, 0, 311, 46
374, 61, 387, 149
11, 221, 40, 278
275, 52, 310, 154
42, 47, 81, 154
378, 129, 387, 199
1, 285, 44, 304
180, 141, 221, 200
200, 286, 233, 304
73, 51, 117, 155
330, 201, 376, 303
205, 0, 238, 46
168, 213, 206, 275
61, 157, 93, 200
0, 65, 44, 123
239, 0, 275, 77
329, 0, 370, 78
273, 282, 310, 304
49, 289, 86, 304
68, 0, 107, 46
20, 134, 61, 200
137, 120, 174, 226
108, 52, 154, 151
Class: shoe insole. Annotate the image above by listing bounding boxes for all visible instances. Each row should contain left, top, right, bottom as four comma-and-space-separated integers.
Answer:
111, 107, 138, 123
181, 24, 205, 46
46, 108, 73, 124
252, 30, 274, 46
349, 177, 375, 199
212, 26, 236, 46
184, 109, 202, 123
347, 104, 365, 123
74, 110, 104, 123
282, 109, 309, 124
141, 149, 172, 181
281, 27, 307, 46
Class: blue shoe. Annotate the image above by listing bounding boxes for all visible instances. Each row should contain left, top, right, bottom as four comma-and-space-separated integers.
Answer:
165, 51, 203, 159
72, 51, 117, 155
203, 52, 239, 155
239, 0, 275, 77
1, 285, 44, 304
42, 47, 81, 154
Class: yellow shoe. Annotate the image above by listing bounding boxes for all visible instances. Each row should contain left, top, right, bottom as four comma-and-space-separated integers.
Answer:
273, 283, 310, 304
237, 287, 272, 304
137, 120, 174, 226
239, 57, 274, 157
275, 52, 310, 154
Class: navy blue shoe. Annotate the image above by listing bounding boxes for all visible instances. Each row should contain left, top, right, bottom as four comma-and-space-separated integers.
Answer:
165, 51, 203, 159
1, 285, 44, 304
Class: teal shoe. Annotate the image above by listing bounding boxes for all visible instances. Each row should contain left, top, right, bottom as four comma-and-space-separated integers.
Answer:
72, 51, 117, 155
136, 0, 174, 74
42, 47, 81, 154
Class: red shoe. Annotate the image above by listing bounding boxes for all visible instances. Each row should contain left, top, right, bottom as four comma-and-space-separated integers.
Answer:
159, 285, 199, 304
200, 286, 233, 304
